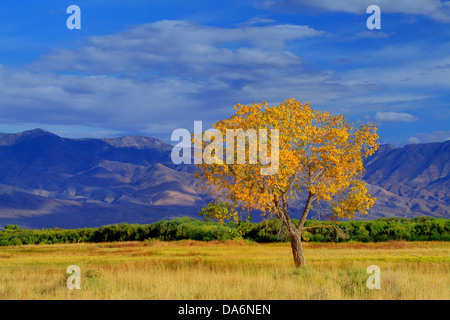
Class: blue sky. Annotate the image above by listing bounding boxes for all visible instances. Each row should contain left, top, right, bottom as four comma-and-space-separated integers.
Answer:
0, 0, 449, 146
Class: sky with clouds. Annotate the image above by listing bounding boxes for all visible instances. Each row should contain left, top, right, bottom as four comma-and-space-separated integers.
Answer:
0, 0, 449, 146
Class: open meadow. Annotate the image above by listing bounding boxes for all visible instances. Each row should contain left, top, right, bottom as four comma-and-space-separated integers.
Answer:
0, 240, 448, 300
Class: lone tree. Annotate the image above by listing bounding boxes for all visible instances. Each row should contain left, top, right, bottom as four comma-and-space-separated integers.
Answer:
195, 98, 379, 267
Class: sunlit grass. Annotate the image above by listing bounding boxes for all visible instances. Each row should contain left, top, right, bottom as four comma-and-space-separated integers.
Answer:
0, 240, 448, 299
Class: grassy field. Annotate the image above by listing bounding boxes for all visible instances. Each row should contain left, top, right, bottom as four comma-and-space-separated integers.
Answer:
0, 240, 448, 300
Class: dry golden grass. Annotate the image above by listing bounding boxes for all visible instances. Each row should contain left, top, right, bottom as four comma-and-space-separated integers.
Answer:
0, 240, 448, 300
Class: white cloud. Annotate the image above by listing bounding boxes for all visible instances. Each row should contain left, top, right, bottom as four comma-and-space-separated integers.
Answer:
262, 0, 450, 23
34, 20, 324, 75
353, 31, 389, 39
1, 20, 383, 139
240, 17, 277, 26
407, 131, 450, 144
374, 111, 419, 122
340, 44, 450, 93
1, 19, 442, 142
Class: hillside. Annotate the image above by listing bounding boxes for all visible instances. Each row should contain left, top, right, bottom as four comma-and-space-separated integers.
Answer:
0, 129, 448, 228
0, 129, 211, 228
363, 141, 450, 219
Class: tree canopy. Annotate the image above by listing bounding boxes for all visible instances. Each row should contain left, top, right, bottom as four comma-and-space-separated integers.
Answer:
195, 98, 379, 267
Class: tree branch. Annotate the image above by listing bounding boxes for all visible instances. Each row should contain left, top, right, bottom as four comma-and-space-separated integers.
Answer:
297, 191, 314, 232
303, 225, 335, 230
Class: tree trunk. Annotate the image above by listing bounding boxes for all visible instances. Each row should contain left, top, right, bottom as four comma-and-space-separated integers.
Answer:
289, 231, 306, 268
274, 192, 310, 268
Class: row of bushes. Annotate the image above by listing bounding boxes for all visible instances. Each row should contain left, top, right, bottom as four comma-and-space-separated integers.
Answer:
1, 216, 449, 246
248, 216, 450, 242
0, 218, 237, 246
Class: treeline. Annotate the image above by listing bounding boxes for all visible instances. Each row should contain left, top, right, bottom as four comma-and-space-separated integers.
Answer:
0, 216, 449, 246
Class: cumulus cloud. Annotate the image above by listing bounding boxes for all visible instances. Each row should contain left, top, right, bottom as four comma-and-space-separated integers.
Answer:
6, 20, 371, 139
34, 20, 324, 75
338, 43, 450, 94
1, 19, 441, 141
374, 111, 419, 122
261, 0, 450, 23
0, 65, 207, 135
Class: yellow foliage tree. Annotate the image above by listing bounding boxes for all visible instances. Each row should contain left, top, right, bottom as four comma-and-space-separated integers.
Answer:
195, 98, 379, 267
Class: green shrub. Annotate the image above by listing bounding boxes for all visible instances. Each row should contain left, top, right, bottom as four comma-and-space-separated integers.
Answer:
0, 216, 448, 246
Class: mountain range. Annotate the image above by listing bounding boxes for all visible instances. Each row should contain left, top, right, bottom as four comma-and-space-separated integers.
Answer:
0, 129, 448, 228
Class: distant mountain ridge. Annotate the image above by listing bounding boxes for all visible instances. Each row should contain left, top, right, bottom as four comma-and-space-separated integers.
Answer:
0, 129, 448, 228
0, 129, 209, 228
363, 140, 450, 218
101, 135, 173, 151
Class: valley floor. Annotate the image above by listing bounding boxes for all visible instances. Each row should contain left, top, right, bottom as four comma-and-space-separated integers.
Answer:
0, 240, 448, 300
